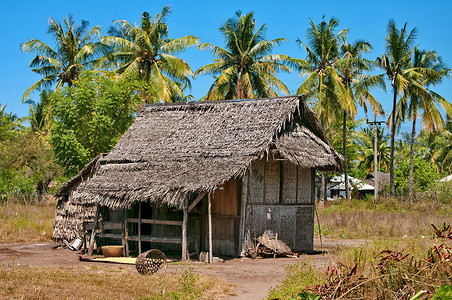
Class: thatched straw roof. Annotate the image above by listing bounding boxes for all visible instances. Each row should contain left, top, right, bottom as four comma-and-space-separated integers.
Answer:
68, 96, 341, 209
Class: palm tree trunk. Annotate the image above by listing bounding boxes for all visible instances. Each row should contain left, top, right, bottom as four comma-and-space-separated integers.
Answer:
343, 111, 350, 200
408, 116, 416, 206
389, 86, 397, 197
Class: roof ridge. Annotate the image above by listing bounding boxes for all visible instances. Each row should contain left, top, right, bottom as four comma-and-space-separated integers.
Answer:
143, 95, 303, 108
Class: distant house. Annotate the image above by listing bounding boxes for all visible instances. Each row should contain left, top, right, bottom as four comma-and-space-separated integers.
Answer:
365, 172, 390, 189
53, 96, 342, 259
326, 174, 374, 199
438, 174, 452, 182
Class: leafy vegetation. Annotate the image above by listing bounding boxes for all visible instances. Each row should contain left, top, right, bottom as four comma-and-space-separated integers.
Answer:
49, 72, 145, 175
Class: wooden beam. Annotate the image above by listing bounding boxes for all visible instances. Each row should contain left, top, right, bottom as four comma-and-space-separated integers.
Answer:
208, 192, 213, 263
188, 191, 207, 212
182, 197, 188, 261
88, 205, 100, 256
239, 171, 249, 256
127, 219, 182, 226
138, 202, 142, 255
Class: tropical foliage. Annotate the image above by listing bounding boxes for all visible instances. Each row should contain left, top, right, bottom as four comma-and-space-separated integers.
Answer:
8, 7, 452, 202
196, 11, 290, 100
102, 6, 199, 103
21, 15, 106, 101
49, 72, 145, 175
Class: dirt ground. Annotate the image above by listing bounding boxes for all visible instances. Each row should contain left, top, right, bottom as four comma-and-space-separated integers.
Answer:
0, 237, 367, 299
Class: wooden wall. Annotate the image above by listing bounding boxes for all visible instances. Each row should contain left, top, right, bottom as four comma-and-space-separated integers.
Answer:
202, 179, 241, 256
243, 158, 315, 251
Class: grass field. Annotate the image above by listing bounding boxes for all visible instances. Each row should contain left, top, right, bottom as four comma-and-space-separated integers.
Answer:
0, 202, 54, 243
269, 198, 452, 299
0, 265, 233, 299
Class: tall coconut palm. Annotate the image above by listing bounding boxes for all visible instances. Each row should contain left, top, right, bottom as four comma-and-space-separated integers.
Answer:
336, 36, 385, 199
196, 11, 291, 100
377, 20, 422, 197
21, 15, 105, 101
289, 17, 349, 200
102, 6, 199, 103
395, 48, 451, 203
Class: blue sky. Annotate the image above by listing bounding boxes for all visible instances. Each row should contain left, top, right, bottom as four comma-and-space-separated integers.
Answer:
2, 0, 451, 134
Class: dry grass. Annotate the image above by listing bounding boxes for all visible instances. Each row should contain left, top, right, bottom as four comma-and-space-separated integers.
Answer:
269, 237, 452, 299
0, 265, 233, 299
316, 198, 452, 239
0, 202, 55, 243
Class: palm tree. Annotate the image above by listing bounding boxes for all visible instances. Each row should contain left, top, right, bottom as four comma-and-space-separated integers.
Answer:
289, 17, 348, 200
395, 48, 451, 203
336, 36, 385, 199
25, 90, 53, 134
377, 20, 424, 197
0, 105, 24, 140
21, 15, 105, 101
102, 6, 199, 103
196, 11, 291, 100
432, 121, 452, 174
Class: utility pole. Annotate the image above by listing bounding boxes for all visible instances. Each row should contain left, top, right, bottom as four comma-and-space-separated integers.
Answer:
367, 117, 384, 204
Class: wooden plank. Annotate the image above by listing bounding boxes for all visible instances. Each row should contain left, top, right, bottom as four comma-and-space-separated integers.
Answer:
239, 172, 250, 256
208, 192, 213, 263
188, 191, 207, 212
122, 210, 126, 257
127, 218, 182, 226
101, 233, 122, 239
138, 202, 142, 254
182, 197, 188, 261
124, 215, 129, 256
127, 236, 182, 243
212, 179, 238, 216
102, 221, 122, 230
88, 206, 100, 256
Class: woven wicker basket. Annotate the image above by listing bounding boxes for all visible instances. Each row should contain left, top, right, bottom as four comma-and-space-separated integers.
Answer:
101, 246, 124, 257
136, 249, 167, 275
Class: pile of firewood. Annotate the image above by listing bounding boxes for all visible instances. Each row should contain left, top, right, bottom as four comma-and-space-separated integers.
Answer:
245, 233, 298, 258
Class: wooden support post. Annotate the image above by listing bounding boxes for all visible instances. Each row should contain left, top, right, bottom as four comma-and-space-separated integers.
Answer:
239, 172, 249, 256
208, 192, 213, 264
182, 196, 188, 261
124, 211, 129, 257
138, 202, 142, 255
88, 205, 100, 256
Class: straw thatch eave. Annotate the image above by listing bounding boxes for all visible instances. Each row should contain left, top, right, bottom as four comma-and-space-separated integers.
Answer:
61, 96, 342, 210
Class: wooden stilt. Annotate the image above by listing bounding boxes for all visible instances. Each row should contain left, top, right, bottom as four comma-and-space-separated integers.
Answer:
124, 211, 129, 257
88, 205, 100, 256
239, 172, 249, 256
138, 202, 142, 255
182, 196, 188, 261
208, 192, 213, 263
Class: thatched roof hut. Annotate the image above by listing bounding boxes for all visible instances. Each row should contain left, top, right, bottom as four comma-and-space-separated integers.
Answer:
53, 95, 341, 256
71, 96, 340, 208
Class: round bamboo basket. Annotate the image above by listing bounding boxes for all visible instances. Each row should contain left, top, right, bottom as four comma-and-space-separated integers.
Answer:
101, 246, 124, 257
135, 249, 167, 275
